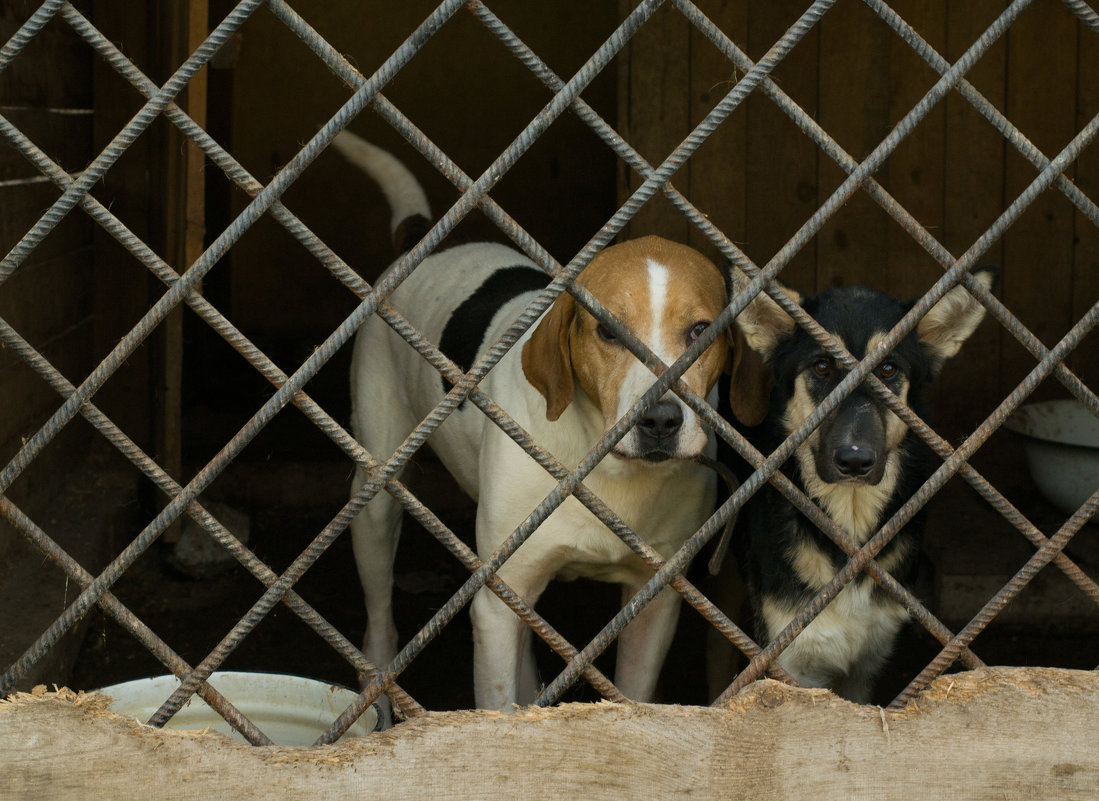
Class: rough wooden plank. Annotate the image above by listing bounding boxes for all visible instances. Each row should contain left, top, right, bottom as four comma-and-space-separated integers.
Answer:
815, 0, 891, 292
884, 0, 949, 415
151, 0, 208, 540
0, 1, 93, 108
91, 0, 155, 453
938, 0, 1008, 438
1069, 16, 1099, 392
617, 0, 692, 243
2, 668, 1098, 800
743, 0, 819, 291
685, 0, 746, 264
1000, 0, 1078, 405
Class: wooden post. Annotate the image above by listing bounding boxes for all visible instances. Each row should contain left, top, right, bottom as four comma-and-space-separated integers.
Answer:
153, 0, 208, 540
2, 668, 1097, 800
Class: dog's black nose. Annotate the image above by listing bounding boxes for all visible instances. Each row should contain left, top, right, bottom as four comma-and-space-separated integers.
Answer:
639, 401, 683, 439
834, 444, 876, 477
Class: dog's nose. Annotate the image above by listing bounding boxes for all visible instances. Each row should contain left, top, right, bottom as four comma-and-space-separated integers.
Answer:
834, 444, 876, 477
639, 401, 683, 439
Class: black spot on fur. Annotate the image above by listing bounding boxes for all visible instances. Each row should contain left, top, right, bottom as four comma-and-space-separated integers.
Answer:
439, 266, 547, 395
393, 214, 432, 254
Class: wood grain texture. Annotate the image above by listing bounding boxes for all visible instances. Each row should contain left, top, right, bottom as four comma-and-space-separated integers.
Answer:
937, 0, 1008, 438
686, 0, 746, 264
1000, 0, 1078, 405
3, 668, 1098, 800
618, 1, 693, 243
743, 0, 819, 291
815, 0, 891, 292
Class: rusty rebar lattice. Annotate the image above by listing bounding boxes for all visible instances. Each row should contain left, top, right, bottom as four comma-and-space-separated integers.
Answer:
0, 0, 1096, 746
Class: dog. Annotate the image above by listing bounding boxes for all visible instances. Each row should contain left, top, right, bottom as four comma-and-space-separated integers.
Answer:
332, 130, 770, 720
716, 265, 996, 703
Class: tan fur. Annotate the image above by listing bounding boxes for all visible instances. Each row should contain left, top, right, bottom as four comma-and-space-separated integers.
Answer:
730, 268, 802, 360
522, 291, 576, 421
865, 332, 911, 451
782, 348, 913, 544
917, 272, 995, 362
727, 324, 771, 426
523, 237, 733, 428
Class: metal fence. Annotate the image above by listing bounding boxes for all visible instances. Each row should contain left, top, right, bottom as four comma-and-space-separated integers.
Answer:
1, 0, 1097, 748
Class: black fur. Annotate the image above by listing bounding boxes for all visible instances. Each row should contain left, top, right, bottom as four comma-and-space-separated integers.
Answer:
439, 266, 547, 394
393, 213, 432, 254
723, 268, 996, 702
741, 286, 932, 602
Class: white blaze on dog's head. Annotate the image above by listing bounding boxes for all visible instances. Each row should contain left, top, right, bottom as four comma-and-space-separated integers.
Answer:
522, 236, 746, 461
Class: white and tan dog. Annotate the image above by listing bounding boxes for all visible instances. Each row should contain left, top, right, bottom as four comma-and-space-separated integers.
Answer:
333, 131, 767, 719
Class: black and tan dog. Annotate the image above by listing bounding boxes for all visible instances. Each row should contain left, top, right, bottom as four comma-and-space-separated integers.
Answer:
720, 267, 996, 702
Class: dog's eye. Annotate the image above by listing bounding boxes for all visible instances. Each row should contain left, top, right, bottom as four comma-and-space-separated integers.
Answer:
687, 322, 710, 344
812, 358, 831, 377
877, 361, 898, 379
596, 324, 618, 343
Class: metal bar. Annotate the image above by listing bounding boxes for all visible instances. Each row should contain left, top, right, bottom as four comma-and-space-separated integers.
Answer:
889, 310, 1099, 706
679, 0, 1099, 421
0, 497, 275, 745
535, 0, 1036, 708
1063, 0, 1099, 33
145, 0, 667, 735
0, 232, 423, 717
0, 0, 261, 284
0, 0, 468, 696
0, 0, 64, 72
672, 0, 1099, 609
52, 7, 607, 714
713, 115, 1099, 705
468, 0, 988, 674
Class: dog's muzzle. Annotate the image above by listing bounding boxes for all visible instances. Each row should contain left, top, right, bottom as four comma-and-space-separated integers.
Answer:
815, 395, 888, 485
634, 400, 684, 461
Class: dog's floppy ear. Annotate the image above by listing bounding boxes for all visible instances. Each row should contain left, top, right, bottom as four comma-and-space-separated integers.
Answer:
522, 291, 577, 421
727, 324, 771, 426
730, 266, 801, 361
915, 266, 998, 374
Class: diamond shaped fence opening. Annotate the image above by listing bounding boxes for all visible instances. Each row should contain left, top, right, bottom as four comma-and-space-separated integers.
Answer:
0, 0, 1097, 748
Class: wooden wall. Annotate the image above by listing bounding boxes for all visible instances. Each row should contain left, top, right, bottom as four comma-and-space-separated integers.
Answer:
0, 1, 97, 563
219, 0, 620, 346
619, 0, 1099, 445
5, 0, 1094, 509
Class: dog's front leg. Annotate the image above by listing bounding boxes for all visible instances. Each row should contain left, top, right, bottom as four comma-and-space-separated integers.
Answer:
470, 586, 536, 710
612, 583, 682, 702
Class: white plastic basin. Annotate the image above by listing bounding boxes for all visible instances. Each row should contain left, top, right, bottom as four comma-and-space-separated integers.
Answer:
97, 671, 379, 746
1003, 399, 1099, 518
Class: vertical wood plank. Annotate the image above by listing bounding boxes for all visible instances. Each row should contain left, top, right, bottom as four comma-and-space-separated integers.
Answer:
815, 0, 891, 292
686, 0, 747, 265
618, 1, 692, 242
1000, 0, 1078, 406
91, 1, 155, 452
742, 0, 819, 292
883, 0, 948, 416
1069, 18, 1099, 393
937, 0, 1008, 438
153, 0, 208, 514
884, 0, 946, 300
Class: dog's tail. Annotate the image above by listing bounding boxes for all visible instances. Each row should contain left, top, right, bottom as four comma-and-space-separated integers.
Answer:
329, 130, 432, 254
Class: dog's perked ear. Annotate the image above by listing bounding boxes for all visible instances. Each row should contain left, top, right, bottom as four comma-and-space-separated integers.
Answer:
522, 290, 577, 421
914, 265, 998, 375
727, 323, 771, 426
729, 266, 803, 362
